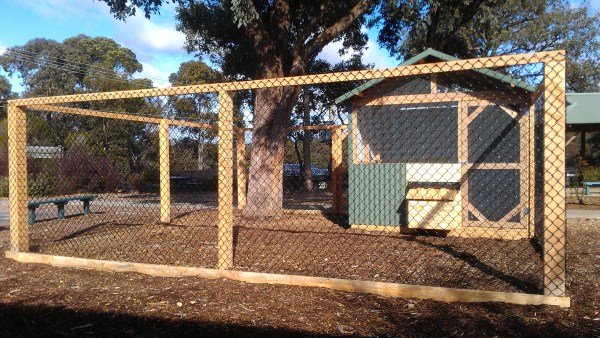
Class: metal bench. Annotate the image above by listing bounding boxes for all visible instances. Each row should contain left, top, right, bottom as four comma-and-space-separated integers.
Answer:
27, 195, 96, 225
585, 182, 600, 196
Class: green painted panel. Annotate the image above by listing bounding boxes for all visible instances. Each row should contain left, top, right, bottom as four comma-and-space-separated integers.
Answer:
349, 163, 406, 226
348, 111, 406, 226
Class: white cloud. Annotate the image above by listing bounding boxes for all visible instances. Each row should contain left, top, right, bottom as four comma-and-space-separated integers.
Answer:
138, 62, 173, 87
317, 38, 396, 69
0, 45, 6, 55
115, 14, 187, 56
14, 0, 186, 58
317, 39, 347, 64
362, 40, 396, 68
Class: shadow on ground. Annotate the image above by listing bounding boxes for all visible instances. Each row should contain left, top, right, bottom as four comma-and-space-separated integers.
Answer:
0, 303, 329, 337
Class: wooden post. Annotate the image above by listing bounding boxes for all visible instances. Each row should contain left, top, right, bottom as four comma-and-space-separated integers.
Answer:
159, 119, 171, 223
519, 113, 528, 230
236, 128, 247, 209
430, 74, 438, 94
528, 105, 536, 238
7, 103, 29, 252
217, 91, 234, 269
331, 127, 344, 214
458, 101, 469, 226
543, 56, 567, 297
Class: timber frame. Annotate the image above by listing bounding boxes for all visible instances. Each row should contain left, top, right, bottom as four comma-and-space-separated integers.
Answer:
6, 50, 568, 305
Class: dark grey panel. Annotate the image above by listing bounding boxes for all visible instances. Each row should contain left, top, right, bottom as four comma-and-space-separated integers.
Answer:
468, 105, 520, 163
468, 169, 520, 222
357, 103, 458, 163
369, 76, 432, 97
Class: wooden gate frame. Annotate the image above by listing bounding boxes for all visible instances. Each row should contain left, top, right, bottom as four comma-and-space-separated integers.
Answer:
5, 50, 568, 305
459, 100, 529, 231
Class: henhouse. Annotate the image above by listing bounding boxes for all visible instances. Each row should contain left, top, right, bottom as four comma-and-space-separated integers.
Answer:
336, 49, 540, 239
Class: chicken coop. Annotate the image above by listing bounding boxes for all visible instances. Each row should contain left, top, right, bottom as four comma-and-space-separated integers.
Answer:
336, 49, 542, 240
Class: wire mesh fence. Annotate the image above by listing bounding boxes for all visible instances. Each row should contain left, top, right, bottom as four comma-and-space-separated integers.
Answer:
5, 51, 567, 299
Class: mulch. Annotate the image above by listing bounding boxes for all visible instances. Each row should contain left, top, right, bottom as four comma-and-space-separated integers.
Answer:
0, 219, 598, 336
24, 202, 541, 293
0, 190, 599, 336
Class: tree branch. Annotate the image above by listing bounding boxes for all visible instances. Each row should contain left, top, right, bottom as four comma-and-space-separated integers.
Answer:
304, 0, 373, 61
296, 0, 332, 49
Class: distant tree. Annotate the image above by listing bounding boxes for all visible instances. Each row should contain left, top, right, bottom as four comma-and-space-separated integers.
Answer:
99, 0, 376, 217
0, 75, 10, 118
288, 56, 368, 191
0, 75, 14, 166
373, 0, 600, 91
168, 60, 221, 170
0, 35, 156, 190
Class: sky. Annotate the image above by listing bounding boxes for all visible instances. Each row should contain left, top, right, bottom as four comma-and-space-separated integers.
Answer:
0, 0, 599, 94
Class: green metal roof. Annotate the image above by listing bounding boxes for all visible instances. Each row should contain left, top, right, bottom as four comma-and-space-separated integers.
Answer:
566, 93, 600, 124
334, 48, 536, 104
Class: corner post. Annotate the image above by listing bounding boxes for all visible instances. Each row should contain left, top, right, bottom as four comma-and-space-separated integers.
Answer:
542, 53, 567, 297
236, 128, 247, 209
159, 119, 171, 223
7, 102, 29, 252
331, 126, 345, 214
217, 91, 234, 269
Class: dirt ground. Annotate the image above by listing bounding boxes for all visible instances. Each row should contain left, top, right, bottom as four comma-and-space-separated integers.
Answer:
567, 196, 600, 210
0, 217, 598, 336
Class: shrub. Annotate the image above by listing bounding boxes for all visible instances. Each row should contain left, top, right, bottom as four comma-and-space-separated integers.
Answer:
0, 151, 7, 177
0, 176, 8, 197
29, 171, 54, 197
52, 147, 125, 194
582, 166, 600, 182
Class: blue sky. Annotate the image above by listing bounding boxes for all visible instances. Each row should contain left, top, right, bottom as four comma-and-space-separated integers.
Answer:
0, 0, 598, 93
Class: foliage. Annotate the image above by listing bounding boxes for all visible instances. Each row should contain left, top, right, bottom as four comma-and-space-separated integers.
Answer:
43, 147, 126, 195
0, 35, 148, 96
372, 0, 600, 91
586, 132, 600, 167
28, 171, 55, 197
582, 166, 600, 182
0, 176, 7, 197
0, 74, 11, 119
0, 36, 165, 194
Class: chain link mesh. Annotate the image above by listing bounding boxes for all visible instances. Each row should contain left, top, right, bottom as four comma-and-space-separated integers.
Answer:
5, 51, 567, 297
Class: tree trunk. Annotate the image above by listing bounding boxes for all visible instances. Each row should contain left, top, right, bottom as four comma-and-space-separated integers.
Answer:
197, 135, 206, 170
244, 85, 299, 218
301, 90, 313, 192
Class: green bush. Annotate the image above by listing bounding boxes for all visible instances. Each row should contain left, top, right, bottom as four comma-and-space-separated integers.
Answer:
582, 166, 600, 182
0, 176, 8, 197
29, 172, 55, 197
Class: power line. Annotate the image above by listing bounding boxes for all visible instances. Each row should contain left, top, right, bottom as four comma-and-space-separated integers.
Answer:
7, 47, 174, 85
3, 48, 173, 86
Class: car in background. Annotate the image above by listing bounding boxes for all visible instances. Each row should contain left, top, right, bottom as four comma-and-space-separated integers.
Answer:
283, 163, 329, 189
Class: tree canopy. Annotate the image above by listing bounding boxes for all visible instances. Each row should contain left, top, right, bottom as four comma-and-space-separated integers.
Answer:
0, 36, 160, 193
372, 0, 600, 91
0, 74, 11, 118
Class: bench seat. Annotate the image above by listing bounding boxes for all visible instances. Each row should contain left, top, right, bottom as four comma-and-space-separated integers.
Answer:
584, 182, 600, 196
27, 195, 96, 225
